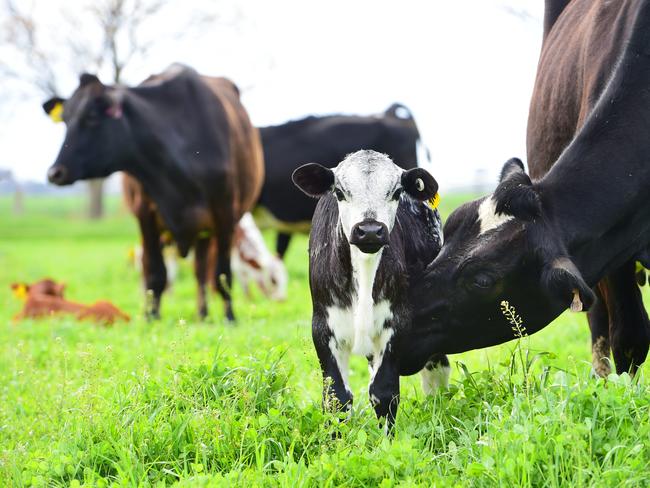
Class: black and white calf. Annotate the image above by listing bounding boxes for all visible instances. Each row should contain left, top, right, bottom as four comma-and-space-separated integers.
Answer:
292, 150, 449, 430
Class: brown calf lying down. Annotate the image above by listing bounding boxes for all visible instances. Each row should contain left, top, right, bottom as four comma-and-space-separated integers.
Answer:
11, 279, 130, 325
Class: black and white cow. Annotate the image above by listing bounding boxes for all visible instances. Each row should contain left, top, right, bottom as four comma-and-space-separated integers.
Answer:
292, 150, 448, 431
258, 104, 427, 258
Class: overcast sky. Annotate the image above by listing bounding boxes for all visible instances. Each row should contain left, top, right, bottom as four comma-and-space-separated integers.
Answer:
1, 0, 543, 191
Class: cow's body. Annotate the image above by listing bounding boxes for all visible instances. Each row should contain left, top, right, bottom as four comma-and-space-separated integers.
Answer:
410, 0, 650, 372
11, 279, 129, 325
45, 64, 264, 321
257, 104, 425, 257
527, 0, 649, 376
295, 151, 447, 430
230, 213, 287, 301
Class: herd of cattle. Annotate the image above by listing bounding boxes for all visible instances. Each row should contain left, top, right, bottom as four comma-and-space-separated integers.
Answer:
37, 0, 650, 429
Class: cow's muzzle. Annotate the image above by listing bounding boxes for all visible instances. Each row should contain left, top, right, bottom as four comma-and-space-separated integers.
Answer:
350, 219, 388, 254
47, 165, 69, 185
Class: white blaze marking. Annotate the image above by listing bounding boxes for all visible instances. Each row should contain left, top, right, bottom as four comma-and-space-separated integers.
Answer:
478, 196, 513, 235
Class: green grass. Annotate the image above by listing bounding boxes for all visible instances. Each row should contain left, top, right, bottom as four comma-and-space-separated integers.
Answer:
0, 194, 648, 487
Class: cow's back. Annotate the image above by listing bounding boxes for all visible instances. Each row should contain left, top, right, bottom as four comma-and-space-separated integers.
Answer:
200, 76, 264, 218
259, 115, 419, 227
527, 0, 640, 179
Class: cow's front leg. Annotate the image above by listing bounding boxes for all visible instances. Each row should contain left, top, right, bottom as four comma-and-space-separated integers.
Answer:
368, 348, 400, 433
214, 219, 236, 322
313, 320, 353, 414
420, 354, 450, 395
193, 237, 210, 320
137, 211, 166, 320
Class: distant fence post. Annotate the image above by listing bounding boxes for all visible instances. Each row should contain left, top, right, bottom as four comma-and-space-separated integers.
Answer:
13, 184, 24, 215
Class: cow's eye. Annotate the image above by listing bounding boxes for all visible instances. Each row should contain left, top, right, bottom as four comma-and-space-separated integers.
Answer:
473, 274, 494, 290
83, 111, 101, 128
392, 188, 403, 201
334, 188, 346, 202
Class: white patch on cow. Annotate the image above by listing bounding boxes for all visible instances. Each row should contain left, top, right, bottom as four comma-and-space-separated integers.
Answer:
477, 196, 513, 235
327, 306, 355, 351
328, 337, 352, 396
333, 152, 403, 242
349, 246, 390, 356
420, 364, 450, 395
231, 213, 288, 301
326, 254, 395, 397
252, 205, 312, 234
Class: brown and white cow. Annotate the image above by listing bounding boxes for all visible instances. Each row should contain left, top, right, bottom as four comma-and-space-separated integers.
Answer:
44, 64, 264, 321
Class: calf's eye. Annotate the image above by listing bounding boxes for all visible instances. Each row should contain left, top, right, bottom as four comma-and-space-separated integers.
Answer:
334, 188, 346, 202
392, 188, 403, 201
473, 274, 494, 290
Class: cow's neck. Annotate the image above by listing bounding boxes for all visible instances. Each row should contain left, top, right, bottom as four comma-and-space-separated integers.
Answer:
537, 7, 650, 284
122, 90, 209, 256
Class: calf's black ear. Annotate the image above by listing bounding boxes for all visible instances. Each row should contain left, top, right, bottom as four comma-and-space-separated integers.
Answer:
292, 163, 334, 198
493, 157, 542, 220
541, 257, 595, 313
401, 168, 438, 201
499, 157, 526, 182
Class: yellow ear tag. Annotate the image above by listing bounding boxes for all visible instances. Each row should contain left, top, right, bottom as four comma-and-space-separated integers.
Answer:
12, 284, 28, 301
49, 102, 64, 123
636, 261, 646, 273
428, 192, 440, 210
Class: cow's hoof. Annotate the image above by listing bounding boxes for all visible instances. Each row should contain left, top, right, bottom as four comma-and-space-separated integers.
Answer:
198, 307, 208, 322
224, 306, 236, 324
145, 310, 161, 322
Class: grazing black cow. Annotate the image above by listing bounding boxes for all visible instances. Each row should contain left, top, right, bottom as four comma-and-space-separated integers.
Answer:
293, 150, 448, 431
528, 0, 650, 377
409, 0, 650, 374
43, 64, 264, 321
257, 104, 427, 258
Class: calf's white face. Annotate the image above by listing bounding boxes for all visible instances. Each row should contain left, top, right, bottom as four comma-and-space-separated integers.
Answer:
334, 153, 403, 253
292, 150, 438, 254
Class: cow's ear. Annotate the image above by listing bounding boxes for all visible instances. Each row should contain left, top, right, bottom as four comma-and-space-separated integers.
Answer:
541, 257, 595, 313
401, 168, 438, 201
499, 157, 526, 182
10, 282, 29, 300
79, 73, 102, 87
493, 158, 541, 220
42, 97, 65, 122
292, 163, 334, 198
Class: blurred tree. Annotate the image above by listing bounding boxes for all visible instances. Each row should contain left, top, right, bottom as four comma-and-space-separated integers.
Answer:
0, 0, 225, 219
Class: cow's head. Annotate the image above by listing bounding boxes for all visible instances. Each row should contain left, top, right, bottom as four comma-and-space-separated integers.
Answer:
11, 278, 66, 301
231, 214, 288, 302
42, 73, 131, 185
417, 158, 595, 348
292, 150, 438, 254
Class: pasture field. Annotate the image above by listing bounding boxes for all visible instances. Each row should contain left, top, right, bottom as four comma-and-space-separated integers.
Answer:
1, 194, 649, 487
